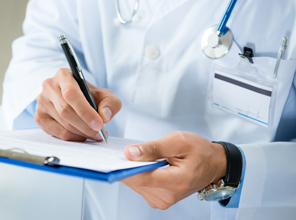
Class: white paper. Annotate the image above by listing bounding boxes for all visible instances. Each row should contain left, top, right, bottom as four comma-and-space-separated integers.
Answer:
212, 70, 273, 127
0, 129, 158, 172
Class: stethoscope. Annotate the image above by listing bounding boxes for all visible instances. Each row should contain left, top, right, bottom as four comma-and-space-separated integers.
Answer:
115, 0, 139, 24
115, 0, 237, 59
201, 0, 238, 59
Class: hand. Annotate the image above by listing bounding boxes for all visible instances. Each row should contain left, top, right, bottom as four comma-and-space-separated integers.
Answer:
121, 131, 226, 210
35, 68, 122, 141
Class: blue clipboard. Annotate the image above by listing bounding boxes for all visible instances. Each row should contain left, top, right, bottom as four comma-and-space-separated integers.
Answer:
0, 157, 168, 183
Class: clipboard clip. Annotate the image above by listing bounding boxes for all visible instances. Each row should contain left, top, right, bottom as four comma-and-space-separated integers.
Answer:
0, 148, 60, 166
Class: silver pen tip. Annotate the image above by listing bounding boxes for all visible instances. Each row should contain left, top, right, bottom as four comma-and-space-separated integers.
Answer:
98, 130, 108, 144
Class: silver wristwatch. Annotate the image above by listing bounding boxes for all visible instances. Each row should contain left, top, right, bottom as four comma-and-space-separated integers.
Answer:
198, 141, 242, 202
198, 179, 240, 201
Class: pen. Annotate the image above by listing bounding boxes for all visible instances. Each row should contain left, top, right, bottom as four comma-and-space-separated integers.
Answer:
58, 35, 108, 143
273, 37, 288, 79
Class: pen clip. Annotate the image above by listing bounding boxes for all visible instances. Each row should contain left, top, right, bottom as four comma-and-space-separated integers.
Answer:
273, 37, 288, 79
280, 37, 288, 60
59, 35, 83, 73
66, 40, 83, 73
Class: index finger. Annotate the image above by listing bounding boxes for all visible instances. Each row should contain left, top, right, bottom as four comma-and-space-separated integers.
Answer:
57, 69, 104, 131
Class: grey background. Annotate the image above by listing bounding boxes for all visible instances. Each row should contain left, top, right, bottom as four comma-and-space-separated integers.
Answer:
0, 0, 29, 104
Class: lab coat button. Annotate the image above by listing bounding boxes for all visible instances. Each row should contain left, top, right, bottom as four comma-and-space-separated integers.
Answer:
145, 45, 160, 60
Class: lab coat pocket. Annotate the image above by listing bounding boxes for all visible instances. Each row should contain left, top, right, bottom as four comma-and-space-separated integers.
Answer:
204, 42, 296, 144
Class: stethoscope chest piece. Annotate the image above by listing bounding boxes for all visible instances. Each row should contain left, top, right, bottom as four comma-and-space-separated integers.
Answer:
201, 25, 232, 59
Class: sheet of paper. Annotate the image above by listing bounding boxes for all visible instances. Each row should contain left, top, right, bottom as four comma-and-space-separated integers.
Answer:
0, 129, 157, 173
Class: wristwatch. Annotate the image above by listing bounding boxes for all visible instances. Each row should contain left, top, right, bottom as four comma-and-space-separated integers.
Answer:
198, 141, 242, 202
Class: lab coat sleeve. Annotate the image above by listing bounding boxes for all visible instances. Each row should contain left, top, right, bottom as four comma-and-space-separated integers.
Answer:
235, 142, 296, 219
2, 0, 96, 129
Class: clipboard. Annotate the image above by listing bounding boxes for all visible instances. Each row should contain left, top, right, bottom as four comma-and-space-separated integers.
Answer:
0, 149, 168, 183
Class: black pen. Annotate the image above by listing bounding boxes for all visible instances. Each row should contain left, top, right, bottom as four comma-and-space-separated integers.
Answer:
58, 35, 108, 143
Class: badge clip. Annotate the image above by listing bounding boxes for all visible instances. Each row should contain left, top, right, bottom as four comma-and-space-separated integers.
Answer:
239, 47, 254, 64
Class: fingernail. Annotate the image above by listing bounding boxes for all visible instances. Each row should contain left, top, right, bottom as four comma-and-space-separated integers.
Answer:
102, 107, 112, 122
128, 146, 141, 159
91, 120, 101, 131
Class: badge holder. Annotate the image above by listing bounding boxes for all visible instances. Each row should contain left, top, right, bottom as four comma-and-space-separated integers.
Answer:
207, 50, 278, 128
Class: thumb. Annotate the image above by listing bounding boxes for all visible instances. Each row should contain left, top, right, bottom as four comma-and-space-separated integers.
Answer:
124, 141, 163, 161
124, 133, 187, 161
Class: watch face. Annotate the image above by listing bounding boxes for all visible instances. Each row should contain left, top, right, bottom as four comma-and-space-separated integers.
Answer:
205, 189, 235, 202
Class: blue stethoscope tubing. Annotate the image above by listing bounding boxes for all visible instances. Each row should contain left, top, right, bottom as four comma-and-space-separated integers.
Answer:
217, 0, 238, 36
115, 0, 238, 59
201, 0, 238, 59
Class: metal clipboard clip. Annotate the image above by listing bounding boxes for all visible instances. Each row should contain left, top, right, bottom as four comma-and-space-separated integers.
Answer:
0, 148, 60, 166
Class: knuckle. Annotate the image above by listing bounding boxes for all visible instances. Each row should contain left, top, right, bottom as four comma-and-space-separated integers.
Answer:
36, 94, 44, 105
109, 96, 122, 112
59, 130, 73, 141
79, 108, 91, 120
63, 121, 74, 131
104, 88, 112, 94
34, 111, 42, 125
62, 85, 76, 101
113, 94, 122, 103
116, 97, 123, 109
158, 201, 171, 210
162, 194, 177, 209
147, 142, 157, 158
34, 111, 48, 128
174, 131, 189, 147
178, 131, 187, 143
158, 204, 170, 210
148, 202, 157, 209
58, 103, 71, 119
57, 68, 69, 77
42, 78, 53, 90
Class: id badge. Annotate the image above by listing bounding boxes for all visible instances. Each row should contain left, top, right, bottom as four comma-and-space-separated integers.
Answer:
209, 64, 277, 128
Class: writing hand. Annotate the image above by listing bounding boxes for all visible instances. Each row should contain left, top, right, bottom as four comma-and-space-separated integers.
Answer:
35, 68, 122, 141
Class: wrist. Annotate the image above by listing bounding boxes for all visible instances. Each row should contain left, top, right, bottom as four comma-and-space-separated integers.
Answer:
211, 142, 227, 182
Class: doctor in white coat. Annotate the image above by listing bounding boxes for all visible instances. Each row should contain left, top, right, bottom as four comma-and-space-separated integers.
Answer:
3, 0, 296, 219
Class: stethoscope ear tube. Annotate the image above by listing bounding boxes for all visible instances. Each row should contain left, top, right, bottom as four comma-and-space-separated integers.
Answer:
115, 0, 139, 24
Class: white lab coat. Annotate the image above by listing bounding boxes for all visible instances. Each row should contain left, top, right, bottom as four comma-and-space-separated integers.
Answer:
3, 0, 296, 219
